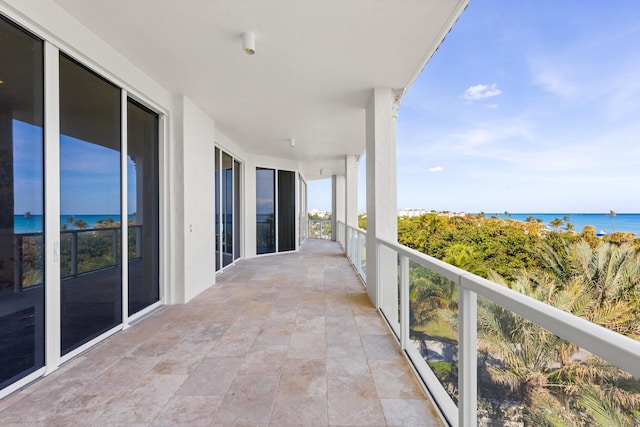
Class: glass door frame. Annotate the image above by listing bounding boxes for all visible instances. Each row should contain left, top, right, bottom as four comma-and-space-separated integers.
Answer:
0, 10, 167, 397
215, 146, 242, 272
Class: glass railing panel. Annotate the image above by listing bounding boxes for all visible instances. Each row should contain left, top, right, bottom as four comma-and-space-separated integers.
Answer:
358, 232, 367, 282
476, 295, 640, 426
409, 259, 459, 404
309, 219, 319, 239
378, 244, 400, 337
308, 219, 332, 240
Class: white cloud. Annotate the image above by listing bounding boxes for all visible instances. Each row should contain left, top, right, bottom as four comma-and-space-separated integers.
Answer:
428, 166, 444, 173
529, 58, 578, 99
463, 83, 503, 101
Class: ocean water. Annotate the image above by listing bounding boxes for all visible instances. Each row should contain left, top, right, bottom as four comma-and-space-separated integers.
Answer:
493, 213, 640, 236
12, 213, 640, 236
13, 214, 132, 234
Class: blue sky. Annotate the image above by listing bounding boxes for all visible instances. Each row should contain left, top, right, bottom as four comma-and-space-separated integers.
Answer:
309, 1, 640, 214
13, 120, 138, 216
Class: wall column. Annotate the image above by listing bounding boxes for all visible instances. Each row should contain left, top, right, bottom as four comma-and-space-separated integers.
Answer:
330, 175, 337, 241
334, 175, 345, 243
365, 88, 402, 307
345, 155, 358, 228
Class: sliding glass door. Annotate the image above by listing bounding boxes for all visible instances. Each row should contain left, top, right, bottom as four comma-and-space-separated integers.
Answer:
0, 15, 45, 390
278, 170, 296, 252
256, 168, 297, 254
0, 13, 163, 395
59, 54, 122, 355
127, 99, 159, 315
256, 168, 275, 255
215, 148, 241, 271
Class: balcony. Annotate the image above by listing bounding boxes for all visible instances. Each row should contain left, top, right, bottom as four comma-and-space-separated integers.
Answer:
338, 221, 640, 426
0, 239, 443, 426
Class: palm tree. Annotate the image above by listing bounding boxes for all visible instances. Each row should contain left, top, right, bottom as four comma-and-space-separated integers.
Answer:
479, 272, 581, 424
480, 267, 640, 425
568, 241, 640, 336
443, 243, 487, 277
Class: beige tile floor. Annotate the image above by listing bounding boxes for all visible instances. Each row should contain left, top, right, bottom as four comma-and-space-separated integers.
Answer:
0, 239, 444, 426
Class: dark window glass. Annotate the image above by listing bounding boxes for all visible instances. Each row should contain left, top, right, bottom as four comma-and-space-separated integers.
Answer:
0, 15, 45, 389
222, 152, 233, 267
277, 170, 296, 252
256, 168, 275, 254
233, 160, 241, 260
215, 148, 220, 271
127, 99, 159, 315
59, 54, 121, 354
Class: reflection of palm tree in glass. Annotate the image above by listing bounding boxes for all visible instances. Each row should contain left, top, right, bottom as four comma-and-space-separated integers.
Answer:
609, 210, 616, 232
24, 211, 32, 231
73, 218, 88, 229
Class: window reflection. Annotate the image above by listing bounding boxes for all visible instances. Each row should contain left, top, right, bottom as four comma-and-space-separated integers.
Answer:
0, 15, 45, 389
127, 99, 159, 315
59, 54, 122, 354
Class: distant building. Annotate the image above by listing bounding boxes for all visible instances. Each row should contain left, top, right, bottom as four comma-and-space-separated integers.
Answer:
308, 209, 330, 217
397, 208, 466, 218
398, 208, 430, 217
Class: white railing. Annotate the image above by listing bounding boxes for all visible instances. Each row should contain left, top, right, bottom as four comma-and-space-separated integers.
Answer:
339, 220, 640, 427
308, 219, 332, 240
336, 220, 346, 249
345, 223, 367, 283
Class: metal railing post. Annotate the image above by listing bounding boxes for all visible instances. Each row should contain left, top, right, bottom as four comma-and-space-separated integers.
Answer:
136, 225, 142, 258
458, 282, 477, 427
70, 231, 77, 277
14, 235, 23, 291
112, 229, 119, 266
400, 254, 409, 350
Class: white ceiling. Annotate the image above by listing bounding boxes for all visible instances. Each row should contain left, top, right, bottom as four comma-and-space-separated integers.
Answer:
52, 0, 468, 180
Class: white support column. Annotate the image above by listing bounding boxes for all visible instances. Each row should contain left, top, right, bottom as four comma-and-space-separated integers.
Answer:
344, 155, 358, 255
331, 175, 337, 242
335, 174, 346, 246
345, 155, 358, 228
365, 88, 402, 307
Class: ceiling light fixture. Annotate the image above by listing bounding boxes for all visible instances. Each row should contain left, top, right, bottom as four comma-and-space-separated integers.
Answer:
242, 32, 256, 55
289, 138, 296, 148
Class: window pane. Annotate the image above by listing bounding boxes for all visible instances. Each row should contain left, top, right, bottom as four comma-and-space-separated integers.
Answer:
256, 168, 275, 254
127, 99, 159, 315
222, 152, 233, 267
277, 170, 295, 252
233, 160, 241, 260
215, 148, 220, 270
0, 15, 45, 389
59, 54, 122, 354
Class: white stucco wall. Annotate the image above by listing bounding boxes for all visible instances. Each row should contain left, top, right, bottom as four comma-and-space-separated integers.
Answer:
175, 96, 217, 303
0, 0, 304, 304
1, 0, 172, 112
